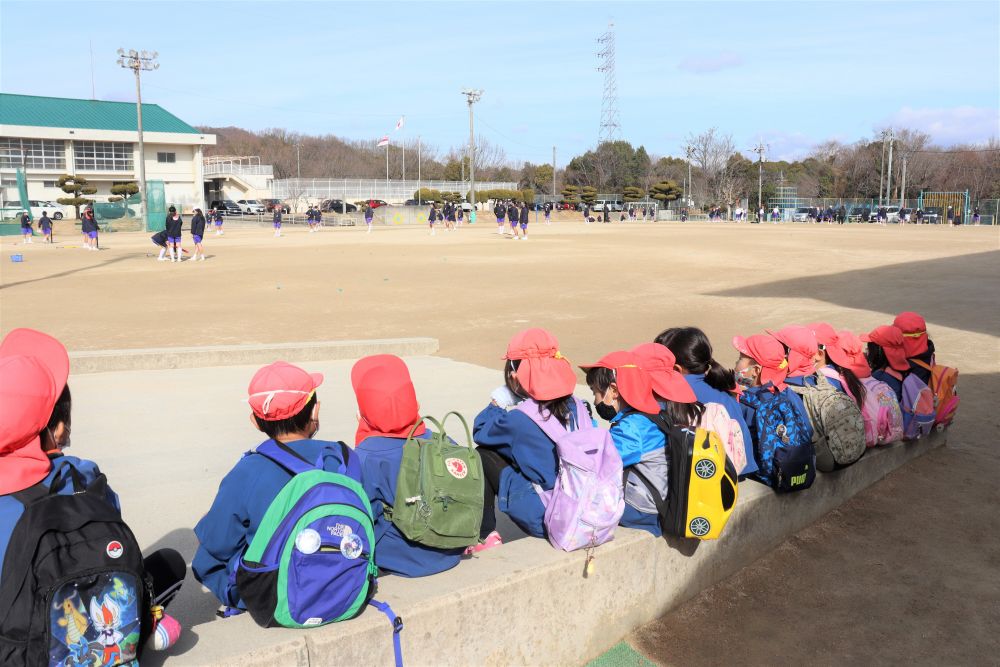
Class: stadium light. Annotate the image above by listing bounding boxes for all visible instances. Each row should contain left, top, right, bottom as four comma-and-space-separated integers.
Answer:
462, 89, 483, 208
117, 48, 159, 232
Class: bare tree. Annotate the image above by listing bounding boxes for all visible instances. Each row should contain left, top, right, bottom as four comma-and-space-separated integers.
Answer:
685, 127, 736, 204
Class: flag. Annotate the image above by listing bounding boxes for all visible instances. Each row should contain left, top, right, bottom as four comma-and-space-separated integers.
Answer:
377, 135, 389, 147
395, 116, 405, 131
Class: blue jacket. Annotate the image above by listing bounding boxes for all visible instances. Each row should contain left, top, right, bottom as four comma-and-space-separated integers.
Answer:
782, 377, 817, 443
610, 411, 665, 537
0, 455, 119, 574
192, 438, 349, 608
473, 401, 581, 538
683, 374, 757, 476
355, 434, 462, 577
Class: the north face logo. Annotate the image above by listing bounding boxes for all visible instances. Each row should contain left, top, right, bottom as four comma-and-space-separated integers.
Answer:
445, 458, 468, 479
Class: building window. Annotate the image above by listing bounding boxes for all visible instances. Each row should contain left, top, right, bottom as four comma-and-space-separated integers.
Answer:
0, 137, 66, 169
74, 141, 133, 172
43, 180, 56, 187
157, 152, 176, 163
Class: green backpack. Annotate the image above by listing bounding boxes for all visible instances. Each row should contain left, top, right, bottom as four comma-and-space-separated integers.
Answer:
388, 413, 484, 549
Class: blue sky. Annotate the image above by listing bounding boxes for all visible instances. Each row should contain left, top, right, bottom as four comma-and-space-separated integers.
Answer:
2, 1, 998, 166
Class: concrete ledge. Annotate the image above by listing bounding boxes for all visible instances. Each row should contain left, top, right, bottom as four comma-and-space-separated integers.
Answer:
169, 432, 946, 667
68, 338, 439, 373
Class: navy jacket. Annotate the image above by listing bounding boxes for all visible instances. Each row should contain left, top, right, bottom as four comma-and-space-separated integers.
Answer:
355, 434, 463, 577
473, 401, 581, 538
190, 213, 206, 237
39, 215, 52, 230
519, 206, 529, 224
273, 210, 282, 224
192, 438, 350, 608
164, 214, 182, 237
0, 455, 120, 574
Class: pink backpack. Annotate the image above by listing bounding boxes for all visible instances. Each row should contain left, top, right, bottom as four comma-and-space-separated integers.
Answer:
859, 376, 905, 446
698, 402, 747, 475
516, 398, 625, 552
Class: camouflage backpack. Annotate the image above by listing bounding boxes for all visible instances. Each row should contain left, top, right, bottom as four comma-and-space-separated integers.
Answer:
788, 373, 866, 471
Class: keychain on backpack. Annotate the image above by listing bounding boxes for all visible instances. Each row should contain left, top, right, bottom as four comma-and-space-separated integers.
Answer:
584, 546, 595, 578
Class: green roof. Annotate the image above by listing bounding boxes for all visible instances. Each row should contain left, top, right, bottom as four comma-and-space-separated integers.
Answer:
0, 93, 202, 134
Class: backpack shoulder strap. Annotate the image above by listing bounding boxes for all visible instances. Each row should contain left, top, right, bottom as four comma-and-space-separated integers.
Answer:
516, 398, 584, 442
255, 439, 316, 476
911, 359, 932, 372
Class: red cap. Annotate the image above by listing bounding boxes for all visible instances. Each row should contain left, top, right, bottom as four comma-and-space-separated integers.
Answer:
580, 350, 662, 414
0, 329, 70, 494
768, 326, 818, 377
830, 330, 871, 379
630, 343, 697, 404
247, 361, 323, 421
893, 311, 928, 357
859, 325, 909, 372
807, 322, 839, 348
732, 334, 789, 390
504, 328, 577, 401
351, 355, 425, 445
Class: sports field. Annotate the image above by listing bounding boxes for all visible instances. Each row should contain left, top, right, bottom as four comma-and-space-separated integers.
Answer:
2, 219, 999, 663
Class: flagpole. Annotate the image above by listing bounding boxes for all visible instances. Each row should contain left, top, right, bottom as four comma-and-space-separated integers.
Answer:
417, 136, 422, 206
385, 141, 389, 203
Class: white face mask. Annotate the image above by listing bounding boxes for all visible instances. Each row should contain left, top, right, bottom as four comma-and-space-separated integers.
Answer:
735, 366, 757, 388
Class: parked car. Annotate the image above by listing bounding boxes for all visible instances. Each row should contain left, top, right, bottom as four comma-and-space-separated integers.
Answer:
237, 199, 265, 214
367, 199, 389, 209
321, 199, 357, 213
261, 198, 290, 214
922, 207, 942, 224
792, 206, 817, 222
27, 200, 65, 220
404, 199, 419, 206
848, 206, 872, 222
884, 205, 901, 223
209, 200, 242, 215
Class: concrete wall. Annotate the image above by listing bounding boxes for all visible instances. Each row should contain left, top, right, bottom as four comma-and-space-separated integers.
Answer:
160, 432, 946, 667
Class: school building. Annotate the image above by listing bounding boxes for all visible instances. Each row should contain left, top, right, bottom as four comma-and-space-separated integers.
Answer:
0, 93, 216, 215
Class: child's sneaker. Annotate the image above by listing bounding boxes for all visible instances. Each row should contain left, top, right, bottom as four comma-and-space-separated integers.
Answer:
463, 530, 503, 555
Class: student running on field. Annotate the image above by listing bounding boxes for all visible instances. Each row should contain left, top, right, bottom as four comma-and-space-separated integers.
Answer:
20, 211, 32, 244
189, 208, 206, 261
164, 206, 183, 262
81, 207, 99, 250
427, 202, 438, 236
364, 202, 374, 234
272, 207, 282, 237
38, 210, 52, 243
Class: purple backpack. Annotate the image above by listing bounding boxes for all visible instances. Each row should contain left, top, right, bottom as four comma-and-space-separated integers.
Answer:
516, 398, 625, 552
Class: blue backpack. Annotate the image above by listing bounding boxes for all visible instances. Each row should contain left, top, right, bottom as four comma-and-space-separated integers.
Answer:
739, 386, 815, 492
235, 440, 376, 628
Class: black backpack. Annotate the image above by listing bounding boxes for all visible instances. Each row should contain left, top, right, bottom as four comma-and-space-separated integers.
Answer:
0, 468, 153, 667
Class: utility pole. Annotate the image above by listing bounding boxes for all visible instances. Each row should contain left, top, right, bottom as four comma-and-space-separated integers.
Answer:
462, 89, 483, 207
117, 48, 158, 232
752, 139, 767, 213
899, 151, 909, 209
552, 146, 557, 197
885, 129, 895, 205
417, 136, 422, 206
296, 142, 301, 180
685, 145, 694, 206
878, 130, 888, 206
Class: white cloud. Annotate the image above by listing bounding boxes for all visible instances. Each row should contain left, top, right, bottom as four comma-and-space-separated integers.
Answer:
678, 51, 744, 74
886, 106, 999, 145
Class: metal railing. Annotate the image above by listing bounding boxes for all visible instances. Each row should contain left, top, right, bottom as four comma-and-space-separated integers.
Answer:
272, 178, 518, 206
203, 162, 274, 177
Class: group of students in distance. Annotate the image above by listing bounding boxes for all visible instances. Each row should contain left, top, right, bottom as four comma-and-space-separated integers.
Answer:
151, 206, 227, 263
0, 311, 958, 663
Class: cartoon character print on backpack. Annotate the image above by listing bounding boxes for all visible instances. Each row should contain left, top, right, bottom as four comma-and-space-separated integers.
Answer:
859, 376, 904, 446
49, 573, 141, 667
739, 385, 815, 492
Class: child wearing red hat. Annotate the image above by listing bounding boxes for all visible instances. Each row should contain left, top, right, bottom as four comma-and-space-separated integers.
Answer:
653, 327, 757, 477
861, 325, 911, 403
893, 311, 936, 385
350, 355, 464, 576
0, 328, 186, 653
193, 361, 353, 610
732, 333, 815, 444
581, 349, 678, 537
807, 322, 867, 408
472, 328, 585, 543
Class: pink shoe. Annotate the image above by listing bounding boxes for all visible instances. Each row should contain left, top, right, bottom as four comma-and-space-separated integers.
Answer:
464, 530, 503, 555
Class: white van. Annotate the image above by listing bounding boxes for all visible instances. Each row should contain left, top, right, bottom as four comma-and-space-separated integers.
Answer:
592, 199, 623, 212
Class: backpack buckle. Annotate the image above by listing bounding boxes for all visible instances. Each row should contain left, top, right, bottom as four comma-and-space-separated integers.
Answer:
393, 616, 404, 634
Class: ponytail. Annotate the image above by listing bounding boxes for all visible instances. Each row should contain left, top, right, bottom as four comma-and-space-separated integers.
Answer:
661, 400, 704, 429
829, 361, 866, 409
654, 326, 734, 392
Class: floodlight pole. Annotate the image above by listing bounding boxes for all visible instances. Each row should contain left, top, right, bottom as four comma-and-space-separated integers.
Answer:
685, 146, 694, 207
752, 140, 767, 213
885, 129, 895, 205
118, 48, 158, 232
462, 89, 483, 207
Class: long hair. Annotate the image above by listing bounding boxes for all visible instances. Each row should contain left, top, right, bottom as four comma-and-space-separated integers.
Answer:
506, 359, 573, 428
654, 327, 735, 392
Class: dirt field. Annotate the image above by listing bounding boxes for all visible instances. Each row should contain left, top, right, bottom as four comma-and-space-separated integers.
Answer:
2, 219, 999, 663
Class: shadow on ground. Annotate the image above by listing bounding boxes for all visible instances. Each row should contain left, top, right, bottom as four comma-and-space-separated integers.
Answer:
628, 372, 1000, 666
709, 250, 1000, 336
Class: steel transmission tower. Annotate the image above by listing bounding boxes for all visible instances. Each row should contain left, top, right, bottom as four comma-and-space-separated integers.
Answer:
596, 22, 621, 144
